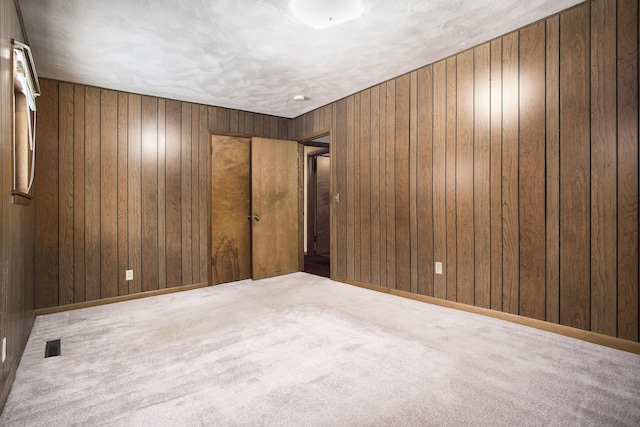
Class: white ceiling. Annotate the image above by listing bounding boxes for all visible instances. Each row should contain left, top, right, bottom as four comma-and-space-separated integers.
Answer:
19, 0, 584, 118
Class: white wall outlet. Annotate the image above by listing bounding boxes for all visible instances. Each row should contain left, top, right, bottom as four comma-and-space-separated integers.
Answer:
126, 269, 134, 281
435, 262, 443, 275
2, 337, 6, 363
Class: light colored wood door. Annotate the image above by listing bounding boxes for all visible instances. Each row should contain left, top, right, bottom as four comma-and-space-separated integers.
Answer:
211, 136, 251, 284
251, 137, 300, 280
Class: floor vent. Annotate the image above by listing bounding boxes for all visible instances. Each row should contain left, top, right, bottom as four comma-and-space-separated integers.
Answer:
45, 339, 61, 358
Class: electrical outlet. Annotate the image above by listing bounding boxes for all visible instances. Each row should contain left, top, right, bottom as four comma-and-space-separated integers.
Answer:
435, 262, 443, 275
126, 269, 134, 281
2, 337, 6, 363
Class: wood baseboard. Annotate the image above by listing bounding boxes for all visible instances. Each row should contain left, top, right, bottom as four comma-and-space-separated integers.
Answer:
333, 277, 640, 355
35, 283, 210, 316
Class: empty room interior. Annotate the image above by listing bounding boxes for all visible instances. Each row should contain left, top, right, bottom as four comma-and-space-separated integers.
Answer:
1, 0, 639, 425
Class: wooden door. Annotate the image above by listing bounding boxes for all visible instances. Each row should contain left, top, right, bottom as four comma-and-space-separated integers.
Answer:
251, 137, 300, 280
210, 136, 251, 284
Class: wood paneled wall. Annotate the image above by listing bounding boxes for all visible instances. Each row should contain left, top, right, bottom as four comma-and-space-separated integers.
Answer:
35, 79, 289, 309
292, 0, 639, 342
1, 0, 35, 410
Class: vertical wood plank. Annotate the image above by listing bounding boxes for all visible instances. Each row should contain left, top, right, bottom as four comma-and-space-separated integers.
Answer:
207, 107, 220, 133
417, 66, 434, 296
346, 95, 356, 280
181, 103, 193, 285
409, 71, 419, 293
395, 74, 411, 292
545, 16, 560, 324
433, 61, 448, 300
354, 93, 361, 280
199, 105, 209, 283
217, 108, 230, 133
58, 82, 74, 305
378, 83, 388, 287
73, 85, 86, 303
518, 22, 546, 320
230, 110, 239, 133
335, 99, 348, 278
386, 80, 397, 289
617, 0, 639, 341
127, 94, 142, 294
278, 117, 289, 140
360, 89, 371, 283
254, 114, 264, 137
559, 4, 591, 330
100, 89, 118, 299
590, 0, 618, 336
85, 87, 101, 301
446, 57, 458, 302
370, 85, 381, 286
141, 96, 159, 292
490, 39, 504, 311
244, 112, 254, 136
314, 109, 321, 132
191, 104, 200, 284
165, 100, 182, 287
456, 49, 475, 306
304, 113, 313, 137
117, 92, 128, 296
157, 99, 167, 289
271, 115, 280, 139
239, 110, 246, 134
263, 115, 271, 138
502, 32, 520, 314
35, 79, 59, 308
474, 43, 491, 309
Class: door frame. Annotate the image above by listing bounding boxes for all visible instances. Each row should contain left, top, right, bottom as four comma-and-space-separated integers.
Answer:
299, 129, 332, 278
210, 131, 304, 284
209, 129, 332, 283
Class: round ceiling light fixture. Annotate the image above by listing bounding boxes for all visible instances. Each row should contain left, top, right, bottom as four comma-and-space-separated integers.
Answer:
291, 0, 364, 29
293, 95, 306, 102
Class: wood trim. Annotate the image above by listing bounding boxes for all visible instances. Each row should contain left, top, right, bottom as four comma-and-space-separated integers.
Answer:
333, 277, 640, 355
11, 190, 32, 205
34, 282, 209, 316
209, 130, 254, 139
302, 141, 330, 148
298, 128, 331, 143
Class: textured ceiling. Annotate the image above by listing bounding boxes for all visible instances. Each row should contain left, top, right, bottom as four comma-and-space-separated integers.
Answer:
19, 0, 584, 118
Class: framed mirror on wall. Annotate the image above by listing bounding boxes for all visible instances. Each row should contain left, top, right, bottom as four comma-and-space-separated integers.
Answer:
11, 39, 40, 205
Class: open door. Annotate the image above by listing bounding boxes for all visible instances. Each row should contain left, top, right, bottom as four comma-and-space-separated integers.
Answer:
251, 137, 300, 280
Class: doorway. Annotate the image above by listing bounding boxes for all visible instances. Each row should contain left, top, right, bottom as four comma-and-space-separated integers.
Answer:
303, 135, 330, 278
210, 135, 300, 285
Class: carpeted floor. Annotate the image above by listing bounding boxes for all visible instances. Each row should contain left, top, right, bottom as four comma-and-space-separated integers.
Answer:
2, 272, 640, 426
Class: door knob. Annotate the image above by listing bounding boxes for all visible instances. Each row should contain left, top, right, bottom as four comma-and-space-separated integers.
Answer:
247, 215, 252, 220
254, 215, 260, 221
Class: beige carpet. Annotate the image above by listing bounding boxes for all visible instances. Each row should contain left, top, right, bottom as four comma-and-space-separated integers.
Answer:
2, 272, 639, 426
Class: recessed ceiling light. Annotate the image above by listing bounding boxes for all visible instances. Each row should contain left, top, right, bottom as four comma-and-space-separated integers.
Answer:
293, 95, 307, 102
291, 0, 364, 29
